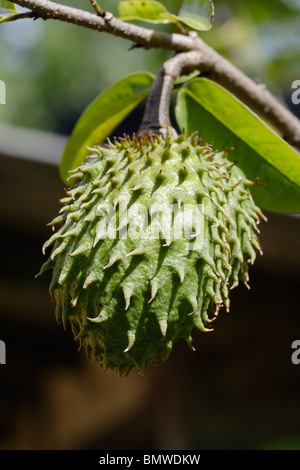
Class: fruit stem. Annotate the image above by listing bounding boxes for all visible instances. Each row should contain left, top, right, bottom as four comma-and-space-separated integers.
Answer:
138, 48, 203, 138
138, 54, 178, 138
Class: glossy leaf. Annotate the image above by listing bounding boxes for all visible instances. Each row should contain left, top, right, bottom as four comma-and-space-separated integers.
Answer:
0, 1, 18, 11
118, 0, 169, 24
0, 0, 19, 20
161, 0, 214, 31
118, 0, 214, 31
60, 72, 154, 185
175, 77, 300, 213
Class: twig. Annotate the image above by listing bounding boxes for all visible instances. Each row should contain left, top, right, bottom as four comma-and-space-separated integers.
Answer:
173, 21, 189, 36
9, 0, 300, 150
89, 0, 104, 18
0, 11, 38, 23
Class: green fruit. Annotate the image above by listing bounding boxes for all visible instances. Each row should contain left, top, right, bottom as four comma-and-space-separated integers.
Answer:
40, 132, 265, 374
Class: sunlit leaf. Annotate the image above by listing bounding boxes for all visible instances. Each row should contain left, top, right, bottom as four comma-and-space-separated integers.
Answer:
175, 77, 300, 213
0, 0, 20, 21
161, 0, 214, 31
60, 72, 154, 185
118, 0, 214, 31
0, 1, 18, 12
118, 0, 169, 24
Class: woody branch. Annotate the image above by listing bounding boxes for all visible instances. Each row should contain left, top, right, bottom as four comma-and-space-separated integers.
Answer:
9, 0, 300, 150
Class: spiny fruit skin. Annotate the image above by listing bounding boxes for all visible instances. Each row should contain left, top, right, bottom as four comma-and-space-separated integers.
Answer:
40, 132, 265, 375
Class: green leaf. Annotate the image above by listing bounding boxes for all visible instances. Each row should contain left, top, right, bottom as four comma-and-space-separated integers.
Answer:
118, 0, 214, 31
0, 1, 18, 12
0, 0, 20, 21
0, 0, 19, 20
175, 77, 300, 213
60, 72, 154, 185
161, 0, 214, 31
118, 0, 169, 24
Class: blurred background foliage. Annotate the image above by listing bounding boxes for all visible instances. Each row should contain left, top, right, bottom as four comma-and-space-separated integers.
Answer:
0, 0, 300, 135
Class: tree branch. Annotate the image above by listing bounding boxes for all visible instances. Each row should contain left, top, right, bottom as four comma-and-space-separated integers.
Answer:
142, 46, 300, 148
9, 0, 300, 150
11, 0, 196, 51
193, 38, 300, 149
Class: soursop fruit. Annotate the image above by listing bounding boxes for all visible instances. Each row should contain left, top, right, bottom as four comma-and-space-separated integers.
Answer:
40, 132, 265, 374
